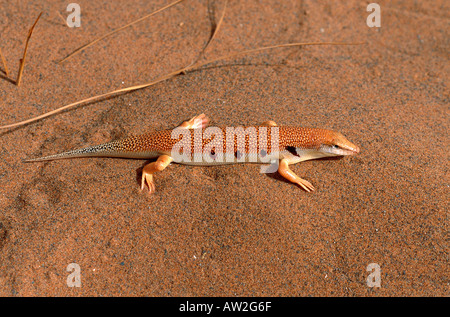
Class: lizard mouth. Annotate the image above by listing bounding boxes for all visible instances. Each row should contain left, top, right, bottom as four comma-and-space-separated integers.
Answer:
320, 143, 360, 156
340, 144, 360, 155
340, 147, 359, 156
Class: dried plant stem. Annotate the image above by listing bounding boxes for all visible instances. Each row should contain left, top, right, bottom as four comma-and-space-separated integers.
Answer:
0, 41, 363, 130
16, 12, 42, 86
0, 46, 9, 76
199, 0, 228, 59
182, 0, 228, 73
56, 10, 68, 26
58, 0, 185, 63
188, 41, 364, 72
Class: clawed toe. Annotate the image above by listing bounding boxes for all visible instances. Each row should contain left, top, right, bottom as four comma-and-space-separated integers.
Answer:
141, 173, 156, 193
298, 180, 315, 192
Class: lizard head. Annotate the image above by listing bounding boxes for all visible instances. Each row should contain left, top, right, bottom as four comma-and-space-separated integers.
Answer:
318, 130, 360, 157
287, 127, 360, 162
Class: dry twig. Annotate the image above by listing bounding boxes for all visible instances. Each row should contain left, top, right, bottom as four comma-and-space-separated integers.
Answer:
0, 1, 364, 130
0, 41, 363, 129
58, 0, 185, 63
0, 46, 9, 76
16, 11, 43, 86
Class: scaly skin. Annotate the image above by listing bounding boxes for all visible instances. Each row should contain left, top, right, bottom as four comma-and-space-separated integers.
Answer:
26, 114, 360, 193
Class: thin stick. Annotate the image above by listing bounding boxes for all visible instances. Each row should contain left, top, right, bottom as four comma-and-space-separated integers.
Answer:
183, 0, 228, 72
59, 0, 185, 63
188, 41, 364, 71
0, 41, 364, 130
56, 10, 68, 26
201, 0, 228, 58
0, 46, 9, 76
16, 12, 42, 86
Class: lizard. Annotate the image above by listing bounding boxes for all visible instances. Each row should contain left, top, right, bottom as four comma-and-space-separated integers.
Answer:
25, 114, 360, 193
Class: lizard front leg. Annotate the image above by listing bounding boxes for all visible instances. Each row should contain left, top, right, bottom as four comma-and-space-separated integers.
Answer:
141, 155, 173, 193
259, 120, 278, 127
278, 158, 315, 192
179, 113, 209, 129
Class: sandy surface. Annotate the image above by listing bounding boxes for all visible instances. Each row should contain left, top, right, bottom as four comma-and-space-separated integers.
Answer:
0, 0, 448, 296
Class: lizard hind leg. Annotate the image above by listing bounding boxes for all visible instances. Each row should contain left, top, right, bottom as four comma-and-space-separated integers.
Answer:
179, 113, 209, 129
278, 158, 315, 192
141, 155, 173, 194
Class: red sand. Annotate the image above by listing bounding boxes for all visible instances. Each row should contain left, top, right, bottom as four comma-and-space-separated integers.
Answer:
0, 0, 447, 296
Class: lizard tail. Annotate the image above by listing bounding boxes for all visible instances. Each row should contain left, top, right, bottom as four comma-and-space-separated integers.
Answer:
24, 139, 146, 162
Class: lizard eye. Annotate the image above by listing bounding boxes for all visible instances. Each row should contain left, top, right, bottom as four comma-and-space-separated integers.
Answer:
332, 145, 340, 149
